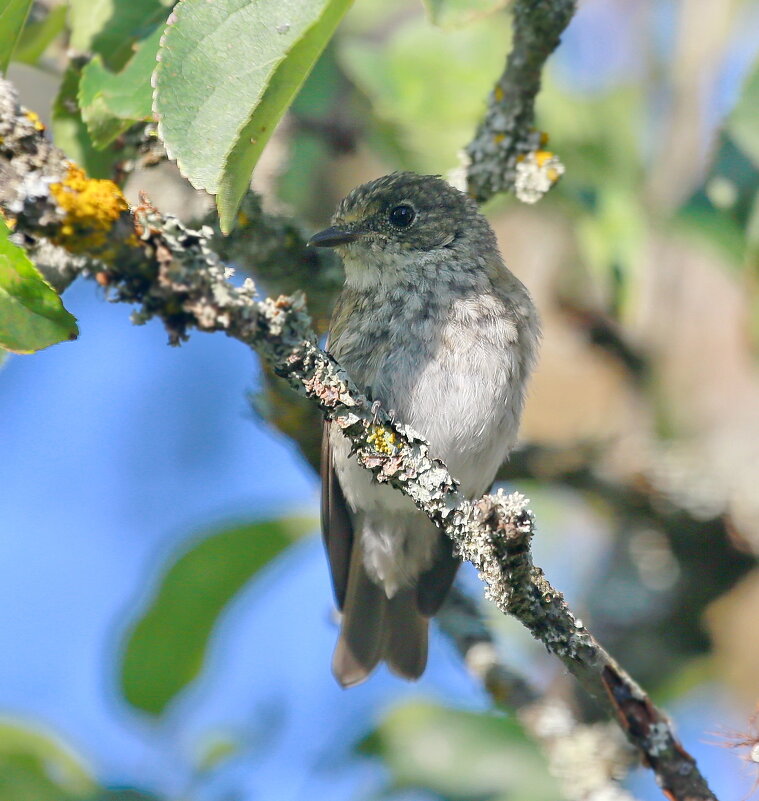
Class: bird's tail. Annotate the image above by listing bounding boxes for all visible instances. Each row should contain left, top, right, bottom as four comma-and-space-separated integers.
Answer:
332, 542, 428, 688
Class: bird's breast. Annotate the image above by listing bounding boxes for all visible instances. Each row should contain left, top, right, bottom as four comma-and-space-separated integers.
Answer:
330, 287, 526, 495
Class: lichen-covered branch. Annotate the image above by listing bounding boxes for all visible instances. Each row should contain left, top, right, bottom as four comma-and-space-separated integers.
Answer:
465, 0, 576, 203
0, 78, 717, 800
439, 588, 639, 801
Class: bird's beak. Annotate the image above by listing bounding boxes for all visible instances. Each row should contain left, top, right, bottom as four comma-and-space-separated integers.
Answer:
307, 226, 365, 248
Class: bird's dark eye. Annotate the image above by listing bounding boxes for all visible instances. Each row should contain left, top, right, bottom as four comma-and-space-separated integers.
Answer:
388, 204, 416, 228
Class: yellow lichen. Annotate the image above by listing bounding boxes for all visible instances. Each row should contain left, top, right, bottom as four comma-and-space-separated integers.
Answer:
367, 426, 397, 456
534, 149, 555, 168
25, 110, 45, 131
494, 86, 504, 102
492, 132, 505, 145
49, 164, 129, 256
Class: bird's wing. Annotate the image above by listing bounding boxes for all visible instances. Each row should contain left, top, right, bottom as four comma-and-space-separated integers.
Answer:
415, 531, 460, 616
321, 419, 354, 610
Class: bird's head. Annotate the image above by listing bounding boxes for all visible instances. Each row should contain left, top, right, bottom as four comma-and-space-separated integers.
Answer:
308, 172, 497, 289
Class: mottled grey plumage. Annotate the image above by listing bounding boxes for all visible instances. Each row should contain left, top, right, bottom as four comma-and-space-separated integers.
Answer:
310, 173, 540, 687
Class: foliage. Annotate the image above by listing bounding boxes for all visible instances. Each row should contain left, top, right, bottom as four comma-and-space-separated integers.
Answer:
153, 0, 353, 232
0, 0, 34, 74
361, 701, 560, 800
0, 217, 78, 353
121, 517, 313, 715
0, 719, 95, 801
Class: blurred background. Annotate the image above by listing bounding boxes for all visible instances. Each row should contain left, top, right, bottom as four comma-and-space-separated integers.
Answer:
3, 0, 759, 798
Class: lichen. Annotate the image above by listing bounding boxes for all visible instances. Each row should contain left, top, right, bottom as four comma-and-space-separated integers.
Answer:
514, 149, 565, 203
367, 425, 397, 455
24, 110, 44, 132
49, 165, 129, 256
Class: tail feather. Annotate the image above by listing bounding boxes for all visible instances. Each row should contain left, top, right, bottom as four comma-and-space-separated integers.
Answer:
384, 589, 428, 680
333, 542, 429, 687
332, 542, 386, 687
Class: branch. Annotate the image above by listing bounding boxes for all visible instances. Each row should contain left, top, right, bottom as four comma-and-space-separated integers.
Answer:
465, 0, 576, 203
0, 79, 718, 800
439, 588, 639, 801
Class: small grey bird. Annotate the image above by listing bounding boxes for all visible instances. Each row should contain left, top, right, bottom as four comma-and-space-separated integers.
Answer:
309, 173, 540, 687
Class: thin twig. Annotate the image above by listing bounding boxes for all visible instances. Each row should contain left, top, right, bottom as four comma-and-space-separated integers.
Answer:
439, 588, 639, 801
465, 0, 577, 203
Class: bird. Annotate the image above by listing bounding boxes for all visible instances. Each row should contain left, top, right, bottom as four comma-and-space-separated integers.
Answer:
308, 172, 540, 687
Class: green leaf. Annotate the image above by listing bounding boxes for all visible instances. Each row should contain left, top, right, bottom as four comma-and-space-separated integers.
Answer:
0, 0, 34, 73
12, 4, 67, 65
120, 516, 314, 715
422, 0, 511, 30
675, 134, 759, 267
363, 701, 560, 801
51, 64, 122, 179
728, 58, 759, 168
0, 718, 95, 801
338, 14, 511, 173
0, 217, 78, 354
154, 0, 353, 233
79, 25, 161, 148
68, 0, 172, 70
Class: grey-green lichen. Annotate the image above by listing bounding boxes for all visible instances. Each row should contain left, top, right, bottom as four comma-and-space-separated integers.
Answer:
465, 0, 576, 202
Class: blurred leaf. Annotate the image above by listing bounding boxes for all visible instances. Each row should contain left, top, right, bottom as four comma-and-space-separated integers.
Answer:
79, 25, 160, 148
68, 0, 172, 70
575, 187, 646, 317
0, 0, 33, 73
339, 15, 510, 172
727, 59, 759, 168
51, 64, 123, 178
120, 516, 314, 715
0, 718, 95, 801
154, 0, 352, 233
537, 79, 644, 190
12, 4, 67, 65
277, 46, 346, 218
362, 701, 559, 801
675, 134, 759, 267
194, 732, 241, 772
0, 217, 78, 354
422, 0, 511, 30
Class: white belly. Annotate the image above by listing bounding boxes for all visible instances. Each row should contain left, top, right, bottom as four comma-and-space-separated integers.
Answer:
329, 293, 530, 595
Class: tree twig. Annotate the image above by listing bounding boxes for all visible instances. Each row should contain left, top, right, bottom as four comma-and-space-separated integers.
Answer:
465, 0, 577, 203
439, 588, 639, 801
0, 78, 718, 801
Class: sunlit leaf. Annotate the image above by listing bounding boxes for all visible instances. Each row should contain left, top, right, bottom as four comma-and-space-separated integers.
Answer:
0, 217, 78, 354
120, 517, 314, 715
51, 64, 122, 178
0, 718, 95, 801
362, 701, 559, 801
154, 0, 353, 232
422, 0, 511, 30
68, 0, 172, 70
0, 0, 34, 73
79, 25, 161, 148
12, 4, 67, 65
